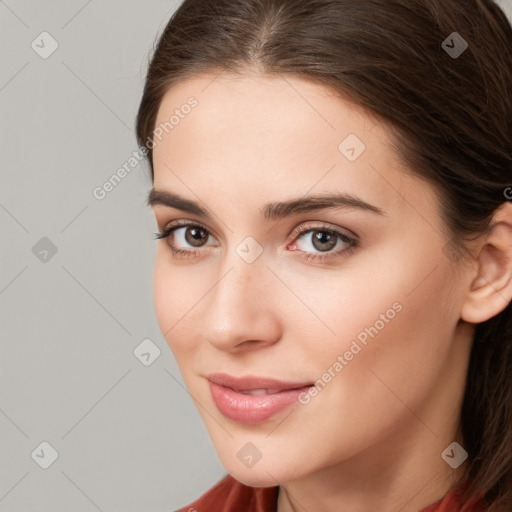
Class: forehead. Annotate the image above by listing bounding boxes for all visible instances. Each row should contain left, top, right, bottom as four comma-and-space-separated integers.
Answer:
154, 72, 380, 150
151, 72, 436, 220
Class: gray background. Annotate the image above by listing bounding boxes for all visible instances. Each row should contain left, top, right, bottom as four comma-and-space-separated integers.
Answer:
1, 1, 511, 511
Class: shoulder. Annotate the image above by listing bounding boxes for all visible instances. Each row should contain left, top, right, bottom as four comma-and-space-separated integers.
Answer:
174, 474, 278, 512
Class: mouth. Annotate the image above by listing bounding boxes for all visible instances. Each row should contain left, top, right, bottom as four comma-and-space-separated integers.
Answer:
207, 373, 314, 424
234, 388, 288, 395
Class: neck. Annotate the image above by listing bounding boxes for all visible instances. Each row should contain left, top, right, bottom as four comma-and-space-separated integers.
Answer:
277, 427, 463, 512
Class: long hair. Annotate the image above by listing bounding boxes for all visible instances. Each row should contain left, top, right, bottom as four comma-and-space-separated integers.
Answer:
135, 1, 512, 509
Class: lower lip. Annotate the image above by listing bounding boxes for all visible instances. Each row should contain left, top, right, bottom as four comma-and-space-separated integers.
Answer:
209, 381, 312, 424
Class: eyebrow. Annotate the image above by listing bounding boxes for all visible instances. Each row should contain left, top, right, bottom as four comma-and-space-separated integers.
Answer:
146, 188, 386, 220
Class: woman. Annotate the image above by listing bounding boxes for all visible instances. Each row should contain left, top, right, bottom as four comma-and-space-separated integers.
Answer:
135, 0, 512, 510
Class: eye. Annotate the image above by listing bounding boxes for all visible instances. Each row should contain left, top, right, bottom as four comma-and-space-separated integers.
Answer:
172, 225, 211, 248
288, 222, 358, 262
154, 221, 216, 257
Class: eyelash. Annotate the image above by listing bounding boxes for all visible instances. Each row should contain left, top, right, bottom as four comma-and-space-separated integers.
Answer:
153, 220, 359, 263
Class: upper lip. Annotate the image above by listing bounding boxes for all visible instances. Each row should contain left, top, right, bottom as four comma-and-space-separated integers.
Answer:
207, 372, 313, 392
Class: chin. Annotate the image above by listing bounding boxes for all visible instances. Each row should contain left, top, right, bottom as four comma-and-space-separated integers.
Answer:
227, 468, 281, 488
223, 455, 307, 488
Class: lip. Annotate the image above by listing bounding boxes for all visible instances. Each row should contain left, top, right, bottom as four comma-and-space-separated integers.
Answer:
207, 373, 314, 424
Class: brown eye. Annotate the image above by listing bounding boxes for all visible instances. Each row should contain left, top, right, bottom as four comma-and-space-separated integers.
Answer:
295, 229, 347, 254
311, 230, 338, 252
184, 226, 209, 247
288, 223, 358, 263
155, 222, 216, 255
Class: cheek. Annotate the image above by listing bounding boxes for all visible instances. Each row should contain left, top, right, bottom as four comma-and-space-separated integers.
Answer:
264, 260, 458, 463
318, 262, 456, 410
284, 245, 457, 393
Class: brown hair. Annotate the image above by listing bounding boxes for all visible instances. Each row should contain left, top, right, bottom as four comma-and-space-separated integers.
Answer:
135, 0, 512, 509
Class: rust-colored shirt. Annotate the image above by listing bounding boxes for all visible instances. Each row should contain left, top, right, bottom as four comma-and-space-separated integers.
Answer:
175, 474, 488, 512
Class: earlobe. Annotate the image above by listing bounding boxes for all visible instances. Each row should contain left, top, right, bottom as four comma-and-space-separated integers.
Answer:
460, 203, 512, 324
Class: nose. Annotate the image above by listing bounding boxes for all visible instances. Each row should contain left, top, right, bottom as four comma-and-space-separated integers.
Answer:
201, 251, 282, 352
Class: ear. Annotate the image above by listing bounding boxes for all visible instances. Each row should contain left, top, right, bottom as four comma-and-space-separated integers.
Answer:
461, 202, 512, 324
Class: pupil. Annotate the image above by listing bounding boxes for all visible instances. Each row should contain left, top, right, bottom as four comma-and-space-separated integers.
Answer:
186, 227, 206, 247
313, 231, 336, 251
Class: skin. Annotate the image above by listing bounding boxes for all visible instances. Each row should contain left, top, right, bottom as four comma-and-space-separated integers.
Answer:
148, 71, 512, 512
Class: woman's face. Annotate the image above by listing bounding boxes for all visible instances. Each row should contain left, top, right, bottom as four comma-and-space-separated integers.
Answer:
149, 72, 474, 486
